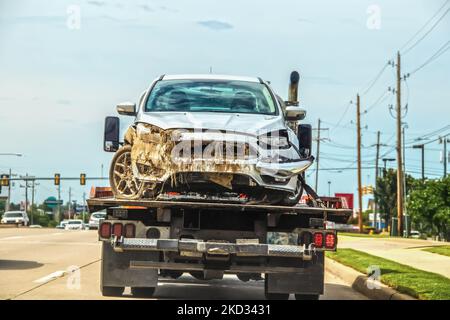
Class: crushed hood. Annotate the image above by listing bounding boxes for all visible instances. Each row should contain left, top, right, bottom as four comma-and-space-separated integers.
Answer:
136, 112, 285, 135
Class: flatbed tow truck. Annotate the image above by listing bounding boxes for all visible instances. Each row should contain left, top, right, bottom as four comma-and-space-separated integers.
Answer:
87, 192, 351, 300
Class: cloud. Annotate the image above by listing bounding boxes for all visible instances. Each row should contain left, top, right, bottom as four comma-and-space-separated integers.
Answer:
56, 99, 71, 106
138, 4, 154, 12
197, 20, 233, 31
298, 18, 314, 24
87, 0, 106, 6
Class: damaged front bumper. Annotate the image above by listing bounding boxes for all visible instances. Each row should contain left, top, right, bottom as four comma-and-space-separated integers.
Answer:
130, 125, 314, 193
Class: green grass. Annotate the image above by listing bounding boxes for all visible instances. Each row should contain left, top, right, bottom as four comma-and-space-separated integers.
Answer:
326, 248, 450, 300
338, 232, 391, 238
422, 246, 450, 258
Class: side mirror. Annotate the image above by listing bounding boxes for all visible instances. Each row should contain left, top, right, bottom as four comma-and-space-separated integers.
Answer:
117, 102, 136, 116
104, 116, 120, 152
297, 124, 312, 157
285, 106, 306, 121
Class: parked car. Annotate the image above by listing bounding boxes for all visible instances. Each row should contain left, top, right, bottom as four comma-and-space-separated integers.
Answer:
409, 230, 421, 239
1, 211, 29, 226
107, 74, 313, 205
88, 211, 107, 229
56, 220, 69, 229
64, 219, 84, 230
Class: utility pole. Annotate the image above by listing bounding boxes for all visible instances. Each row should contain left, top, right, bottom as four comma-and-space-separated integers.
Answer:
82, 192, 86, 223
57, 184, 61, 222
356, 94, 363, 233
395, 51, 404, 237
443, 136, 448, 178
374, 131, 380, 231
6, 168, 11, 211
68, 187, 72, 220
31, 179, 35, 225
24, 173, 29, 217
315, 118, 321, 191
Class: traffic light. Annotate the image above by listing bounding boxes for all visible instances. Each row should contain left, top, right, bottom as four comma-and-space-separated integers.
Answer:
54, 173, 60, 185
361, 185, 374, 195
0, 174, 9, 187
80, 173, 86, 185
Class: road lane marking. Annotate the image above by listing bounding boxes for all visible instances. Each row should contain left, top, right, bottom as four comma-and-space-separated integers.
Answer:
11, 259, 101, 300
0, 236, 24, 240
33, 271, 66, 284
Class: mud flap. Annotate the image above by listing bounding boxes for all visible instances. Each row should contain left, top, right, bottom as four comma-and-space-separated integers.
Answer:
266, 252, 324, 294
101, 242, 159, 288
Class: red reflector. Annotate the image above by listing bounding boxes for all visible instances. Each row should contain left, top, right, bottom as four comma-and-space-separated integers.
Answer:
314, 232, 323, 248
124, 223, 135, 238
112, 223, 123, 237
325, 233, 336, 249
99, 222, 111, 238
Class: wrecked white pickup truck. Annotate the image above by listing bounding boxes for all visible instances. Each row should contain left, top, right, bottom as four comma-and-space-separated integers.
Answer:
92, 71, 351, 299
104, 73, 314, 205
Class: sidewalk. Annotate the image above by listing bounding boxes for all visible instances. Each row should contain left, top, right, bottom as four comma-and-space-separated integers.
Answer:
338, 236, 450, 278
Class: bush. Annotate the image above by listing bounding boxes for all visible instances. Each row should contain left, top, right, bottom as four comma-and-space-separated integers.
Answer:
48, 220, 58, 228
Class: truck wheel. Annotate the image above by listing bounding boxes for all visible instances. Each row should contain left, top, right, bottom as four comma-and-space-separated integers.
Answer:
131, 287, 156, 298
110, 145, 144, 200
294, 294, 320, 300
101, 286, 124, 297
264, 278, 289, 300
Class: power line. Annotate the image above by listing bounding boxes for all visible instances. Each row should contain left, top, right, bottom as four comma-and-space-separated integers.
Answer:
402, 7, 450, 55
361, 62, 389, 95
400, 0, 450, 51
362, 89, 390, 114
329, 101, 353, 132
407, 40, 450, 76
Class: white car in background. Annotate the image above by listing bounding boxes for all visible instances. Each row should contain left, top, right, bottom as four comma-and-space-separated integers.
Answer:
88, 211, 106, 229
1, 211, 29, 226
64, 219, 84, 230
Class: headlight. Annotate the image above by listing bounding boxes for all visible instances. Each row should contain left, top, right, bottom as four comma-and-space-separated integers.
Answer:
258, 130, 290, 149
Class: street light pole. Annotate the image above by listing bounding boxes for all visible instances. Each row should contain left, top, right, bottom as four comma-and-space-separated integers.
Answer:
413, 144, 425, 180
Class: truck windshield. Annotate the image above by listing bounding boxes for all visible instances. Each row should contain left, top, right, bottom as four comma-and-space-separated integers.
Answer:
145, 80, 277, 115
4, 212, 23, 218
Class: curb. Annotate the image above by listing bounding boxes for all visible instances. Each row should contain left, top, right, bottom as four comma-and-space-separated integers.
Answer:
325, 257, 416, 300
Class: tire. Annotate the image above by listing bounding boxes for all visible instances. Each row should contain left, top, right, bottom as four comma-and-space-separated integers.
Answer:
101, 286, 124, 297
109, 145, 144, 200
131, 287, 156, 298
278, 175, 304, 206
294, 294, 320, 300
264, 276, 289, 300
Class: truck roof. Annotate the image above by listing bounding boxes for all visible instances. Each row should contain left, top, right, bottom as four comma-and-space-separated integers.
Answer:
161, 74, 261, 83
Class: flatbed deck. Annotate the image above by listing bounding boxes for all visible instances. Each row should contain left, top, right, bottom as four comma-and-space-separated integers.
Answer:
87, 197, 352, 222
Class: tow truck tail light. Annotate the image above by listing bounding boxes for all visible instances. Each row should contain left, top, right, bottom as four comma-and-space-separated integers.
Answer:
99, 222, 111, 238
325, 233, 337, 249
124, 223, 135, 238
314, 232, 323, 248
112, 223, 123, 237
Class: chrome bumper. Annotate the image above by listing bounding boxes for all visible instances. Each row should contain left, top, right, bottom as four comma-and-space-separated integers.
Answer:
111, 237, 315, 260
256, 158, 313, 178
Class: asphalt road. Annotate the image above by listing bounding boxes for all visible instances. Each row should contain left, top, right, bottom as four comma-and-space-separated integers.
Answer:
0, 227, 367, 300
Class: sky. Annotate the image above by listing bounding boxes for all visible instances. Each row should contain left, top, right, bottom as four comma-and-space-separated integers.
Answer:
0, 0, 449, 206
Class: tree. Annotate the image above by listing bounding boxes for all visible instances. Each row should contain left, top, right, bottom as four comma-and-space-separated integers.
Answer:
407, 176, 450, 240
374, 169, 416, 232
374, 169, 398, 231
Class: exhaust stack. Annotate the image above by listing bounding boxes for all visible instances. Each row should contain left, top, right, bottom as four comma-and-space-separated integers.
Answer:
288, 71, 300, 106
